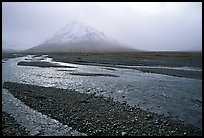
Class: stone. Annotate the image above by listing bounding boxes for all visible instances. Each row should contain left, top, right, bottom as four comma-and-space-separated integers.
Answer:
122, 131, 127, 136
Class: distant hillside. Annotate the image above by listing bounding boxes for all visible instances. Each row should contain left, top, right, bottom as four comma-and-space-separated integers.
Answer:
2, 48, 17, 53
2, 40, 27, 53
24, 21, 141, 53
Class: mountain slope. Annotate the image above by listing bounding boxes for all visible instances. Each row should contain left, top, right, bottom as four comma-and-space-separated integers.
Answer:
2, 40, 27, 52
24, 21, 140, 53
2, 48, 17, 53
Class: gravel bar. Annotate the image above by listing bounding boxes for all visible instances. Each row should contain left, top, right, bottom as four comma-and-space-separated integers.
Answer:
2, 112, 29, 136
17, 61, 77, 68
2, 88, 86, 136
3, 82, 202, 136
69, 72, 119, 77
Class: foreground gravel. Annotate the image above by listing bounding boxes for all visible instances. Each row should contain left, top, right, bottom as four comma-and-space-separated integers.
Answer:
3, 82, 202, 136
2, 112, 29, 136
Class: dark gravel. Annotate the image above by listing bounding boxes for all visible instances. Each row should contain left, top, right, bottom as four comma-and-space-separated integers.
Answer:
3, 82, 202, 136
17, 61, 77, 68
47, 52, 202, 68
2, 112, 29, 136
2, 53, 25, 60
69, 72, 119, 77
46, 52, 202, 80
134, 67, 202, 80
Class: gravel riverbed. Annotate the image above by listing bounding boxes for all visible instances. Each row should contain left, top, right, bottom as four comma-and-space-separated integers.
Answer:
2, 112, 29, 136
3, 82, 202, 136
47, 52, 202, 80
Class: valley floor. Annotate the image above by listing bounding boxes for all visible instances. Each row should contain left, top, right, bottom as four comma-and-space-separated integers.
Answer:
2, 52, 202, 136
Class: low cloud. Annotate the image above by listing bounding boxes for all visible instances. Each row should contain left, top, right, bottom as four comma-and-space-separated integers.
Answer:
2, 2, 202, 51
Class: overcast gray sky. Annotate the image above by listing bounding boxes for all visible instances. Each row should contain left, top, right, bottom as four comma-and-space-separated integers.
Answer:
2, 2, 202, 51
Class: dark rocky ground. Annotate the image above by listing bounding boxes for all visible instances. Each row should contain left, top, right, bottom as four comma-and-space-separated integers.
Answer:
2, 52, 25, 60
69, 72, 119, 77
46, 52, 202, 68
3, 82, 202, 136
46, 52, 202, 80
3, 52, 202, 68
134, 67, 202, 80
17, 61, 77, 68
2, 112, 29, 136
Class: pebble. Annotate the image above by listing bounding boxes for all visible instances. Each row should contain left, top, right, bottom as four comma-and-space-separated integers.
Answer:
145, 114, 152, 120
122, 131, 127, 136
96, 114, 101, 117
80, 99, 89, 103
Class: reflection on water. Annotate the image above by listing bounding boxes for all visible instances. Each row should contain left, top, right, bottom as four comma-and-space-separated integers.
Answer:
2, 55, 202, 128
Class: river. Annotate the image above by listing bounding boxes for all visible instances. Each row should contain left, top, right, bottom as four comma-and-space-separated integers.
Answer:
2, 55, 202, 128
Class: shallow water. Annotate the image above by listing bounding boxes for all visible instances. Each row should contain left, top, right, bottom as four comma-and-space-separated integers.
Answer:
2, 55, 202, 128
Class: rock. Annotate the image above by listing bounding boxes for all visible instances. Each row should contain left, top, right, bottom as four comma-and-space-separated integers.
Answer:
145, 114, 152, 120
170, 130, 175, 134
80, 99, 89, 103
122, 131, 127, 136
122, 101, 127, 105
155, 120, 159, 124
96, 114, 100, 117
112, 123, 118, 129
163, 120, 168, 124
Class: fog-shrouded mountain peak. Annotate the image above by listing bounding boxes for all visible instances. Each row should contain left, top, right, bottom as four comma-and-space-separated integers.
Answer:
43, 21, 110, 45
25, 21, 140, 53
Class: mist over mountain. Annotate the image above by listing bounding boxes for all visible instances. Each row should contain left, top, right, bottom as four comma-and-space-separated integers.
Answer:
2, 40, 27, 53
24, 21, 140, 53
2, 48, 17, 53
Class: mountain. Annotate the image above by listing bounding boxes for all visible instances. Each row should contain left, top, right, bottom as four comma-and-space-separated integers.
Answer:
2, 48, 17, 53
2, 40, 27, 53
24, 21, 140, 53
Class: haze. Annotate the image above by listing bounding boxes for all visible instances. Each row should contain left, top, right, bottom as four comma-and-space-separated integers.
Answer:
2, 2, 202, 51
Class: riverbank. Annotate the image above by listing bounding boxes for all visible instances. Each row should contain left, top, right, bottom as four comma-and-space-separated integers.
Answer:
46, 52, 202, 80
3, 82, 202, 136
3, 52, 202, 80
47, 52, 202, 68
